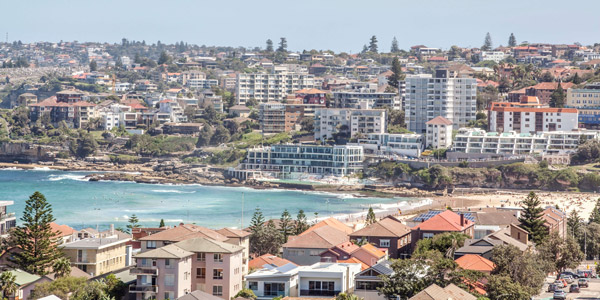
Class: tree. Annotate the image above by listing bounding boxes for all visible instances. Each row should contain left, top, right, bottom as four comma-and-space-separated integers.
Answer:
387, 57, 404, 89
75, 133, 98, 158
280, 209, 294, 243
482, 32, 493, 51
486, 274, 530, 300
378, 259, 432, 299
10, 192, 61, 275
368, 35, 378, 53
89, 60, 98, 72
0, 271, 17, 300
335, 293, 363, 300
537, 232, 584, 273
361, 45, 368, 54
365, 207, 377, 225
210, 125, 231, 145
518, 191, 547, 244
277, 38, 287, 52
196, 125, 213, 148
159, 219, 165, 227
52, 257, 72, 278
265, 39, 274, 52
203, 104, 219, 123
591, 199, 600, 224
390, 37, 400, 53
126, 214, 141, 233
490, 245, 547, 297
249, 208, 282, 256
567, 210, 582, 239
234, 288, 257, 300
300, 117, 314, 132
508, 33, 517, 47
249, 207, 265, 234
158, 51, 170, 65
540, 71, 554, 82
549, 82, 566, 108
572, 72, 583, 84
294, 210, 309, 235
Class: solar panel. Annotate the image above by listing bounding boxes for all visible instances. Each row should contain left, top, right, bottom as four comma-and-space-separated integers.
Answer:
413, 210, 475, 222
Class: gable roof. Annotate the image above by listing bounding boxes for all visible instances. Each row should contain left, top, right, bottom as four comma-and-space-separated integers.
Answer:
301, 217, 353, 236
6, 269, 41, 287
283, 226, 349, 249
455, 254, 496, 272
139, 224, 227, 242
174, 237, 243, 254
487, 227, 529, 251
338, 257, 369, 270
412, 210, 473, 231
409, 283, 477, 300
426, 116, 453, 126
216, 227, 251, 238
50, 222, 75, 237
249, 254, 296, 269
135, 244, 193, 259
350, 216, 411, 238
357, 243, 387, 258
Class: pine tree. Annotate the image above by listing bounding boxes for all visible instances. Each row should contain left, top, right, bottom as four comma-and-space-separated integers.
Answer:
266, 39, 274, 52
518, 191, 547, 244
159, 219, 165, 227
549, 82, 566, 108
249, 207, 265, 234
567, 210, 581, 239
361, 45, 368, 54
390, 37, 400, 53
508, 33, 517, 47
589, 198, 600, 224
366, 207, 377, 225
388, 57, 404, 89
294, 210, 309, 235
280, 209, 293, 242
158, 51, 170, 65
126, 214, 141, 233
277, 38, 287, 52
482, 32, 493, 51
10, 192, 61, 275
572, 73, 582, 84
369, 35, 378, 53
89, 60, 97, 72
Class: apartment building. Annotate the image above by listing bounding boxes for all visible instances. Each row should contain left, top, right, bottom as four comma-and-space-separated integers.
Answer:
489, 97, 578, 134
62, 233, 131, 276
425, 116, 453, 149
522, 82, 574, 105
404, 70, 477, 134
131, 238, 244, 300
332, 91, 399, 110
187, 79, 219, 90
478, 51, 506, 63
451, 127, 600, 155
216, 228, 251, 276
29, 96, 97, 128
354, 133, 424, 157
243, 144, 364, 177
56, 90, 85, 103
236, 71, 315, 105
567, 84, 600, 128
314, 108, 386, 140
259, 102, 305, 134
0, 201, 15, 238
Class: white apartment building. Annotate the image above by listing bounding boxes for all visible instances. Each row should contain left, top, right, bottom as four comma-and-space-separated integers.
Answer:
489, 98, 578, 134
426, 116, 453, 149
98, 103, 133, 130
187, 79, 219, 90
314, 108, 386, 140
405, 70, 477, 134
478, 51, 507, 63
236, 72, 315, 105
332, 91, 399, 110
159, 100, 188, 123
452, 128, 600, 155
354, 133, 424, 157
243, 144, 364, 177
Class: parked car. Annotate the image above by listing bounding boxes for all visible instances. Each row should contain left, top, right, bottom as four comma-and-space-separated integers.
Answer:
569, 284, 580, 293
560, 271, 579, 279
547, 283, 557, 292
553, 289, 566, 300
554, 280, 566, 288
560, 274, 574, 283
577, 270, 592, 278
578, 278, 589, 288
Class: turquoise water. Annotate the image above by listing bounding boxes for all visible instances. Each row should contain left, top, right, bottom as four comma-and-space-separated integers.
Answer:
0, 169, 418, 230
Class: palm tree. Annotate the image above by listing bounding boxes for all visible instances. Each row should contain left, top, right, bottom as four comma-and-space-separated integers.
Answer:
52, 257, 72, 278
0, 271, 17, 300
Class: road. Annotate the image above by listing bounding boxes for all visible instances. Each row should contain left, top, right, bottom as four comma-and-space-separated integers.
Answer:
535, 276, 600, 300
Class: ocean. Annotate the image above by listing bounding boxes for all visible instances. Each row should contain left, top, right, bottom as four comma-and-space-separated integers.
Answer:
0, 168, 428, 230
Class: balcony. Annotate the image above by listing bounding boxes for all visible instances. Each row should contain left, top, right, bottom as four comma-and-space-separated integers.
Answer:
130, 267, 159, 276
300, 290, 341, 297
129, 285, 158, 293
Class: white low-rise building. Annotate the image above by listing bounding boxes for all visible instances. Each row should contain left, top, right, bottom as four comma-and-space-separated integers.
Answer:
355, 133, 424, 157
426, 116, 453, 149
489, 97, 578, 134
452, 128, 600, 155
246, 264, 299, 300
478, 51, 507, 63
297, 263, 362, 298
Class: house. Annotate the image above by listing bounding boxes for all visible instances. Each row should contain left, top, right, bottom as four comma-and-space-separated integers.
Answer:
246, 263, 299, 299
6, 269, 52, 300
472, 209, 520, 239
50, 222, 76, 244
354, 260, 393, 300
541, 206, 567, 239
0, 201, 16, 238
349, 216, 411, 259
229, 105, 252, 118
425, 116, 453, 149
411, 210, 474, 249
61, 229, 131, 276
297, 263, 362, 298
454, 254, 495, 275
320, 242, 385, 268
283, 218, 353, 265
409, 283, 477, 300
454, 224, 530, 259
249, 254, 296, 270
524, 82, 574, 105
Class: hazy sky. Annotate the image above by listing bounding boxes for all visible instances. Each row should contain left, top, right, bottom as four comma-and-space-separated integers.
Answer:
2, 0, 599, 52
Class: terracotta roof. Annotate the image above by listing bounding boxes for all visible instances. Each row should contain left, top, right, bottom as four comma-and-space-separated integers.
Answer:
455, 254, 495, 272
301, 217, 353, 236
249, 254, 296, 269
357, 243, 387, 259
412, 210, 473, 231
216, 227, 251, 238
328, 241, 360, 256
409, 283, 477, 300
174, 237, 243, 254
294, 88, 328, 95
490, 106, 577, 113
283, 226, 349, 249
350, 216, 411, 238
139, 224, 227, 242
338, 257, 369, 270
50, 222, 75, 237
425, 116, 453, 126
530, 82, 574, 90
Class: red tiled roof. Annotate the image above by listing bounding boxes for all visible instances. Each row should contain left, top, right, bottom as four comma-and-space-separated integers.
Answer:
412, 210, 473, 231
249, 254, 296, 269
139, 224, 227, 242
338, 257, 369, 270
301, 218, 353, 236
50, 222, 75, 237
530, 82, 574, 90
455, 254, 495, 272
283, 226, 349, 249
426, 116, 453, 125
351, 216, 411, 238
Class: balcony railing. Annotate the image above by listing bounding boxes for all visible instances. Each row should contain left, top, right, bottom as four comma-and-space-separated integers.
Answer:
130, 267, 159, 276
129, 285, 158, 293
263, 291, 286, 297
300, 290, 341, 297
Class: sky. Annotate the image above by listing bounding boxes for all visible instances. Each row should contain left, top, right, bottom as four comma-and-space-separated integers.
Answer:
1, 0, 599, 53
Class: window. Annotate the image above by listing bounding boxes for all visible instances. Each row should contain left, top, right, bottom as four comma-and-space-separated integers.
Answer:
146, 241, 156, 249
264, 282, 286, 296
197, 253, 205, 262
196, 268, 206, 279
248, 282, 258, 291
214, 254, 223, 263
379, 239, 391, 247
309, 281, 335, 291
213, 285, 223, 296
213, 269, 223, 280
423, 233, 434, 239
164, 291, 174, 300
164, 274, 175, 286
165, 259, 174, 269
356, 281, 382, 291
309, 250, 321, 256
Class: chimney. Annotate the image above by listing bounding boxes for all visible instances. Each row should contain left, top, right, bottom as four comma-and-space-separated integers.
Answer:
460, 214, 464, 227
110, 224, 114, 235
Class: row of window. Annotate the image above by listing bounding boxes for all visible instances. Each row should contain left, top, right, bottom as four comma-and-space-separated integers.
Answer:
196, 268, 224, 279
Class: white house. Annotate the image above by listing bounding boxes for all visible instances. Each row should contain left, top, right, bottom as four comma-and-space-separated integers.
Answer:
245, 264, 299, 300
297, 263, 362, 298
426, 116, 453, 149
